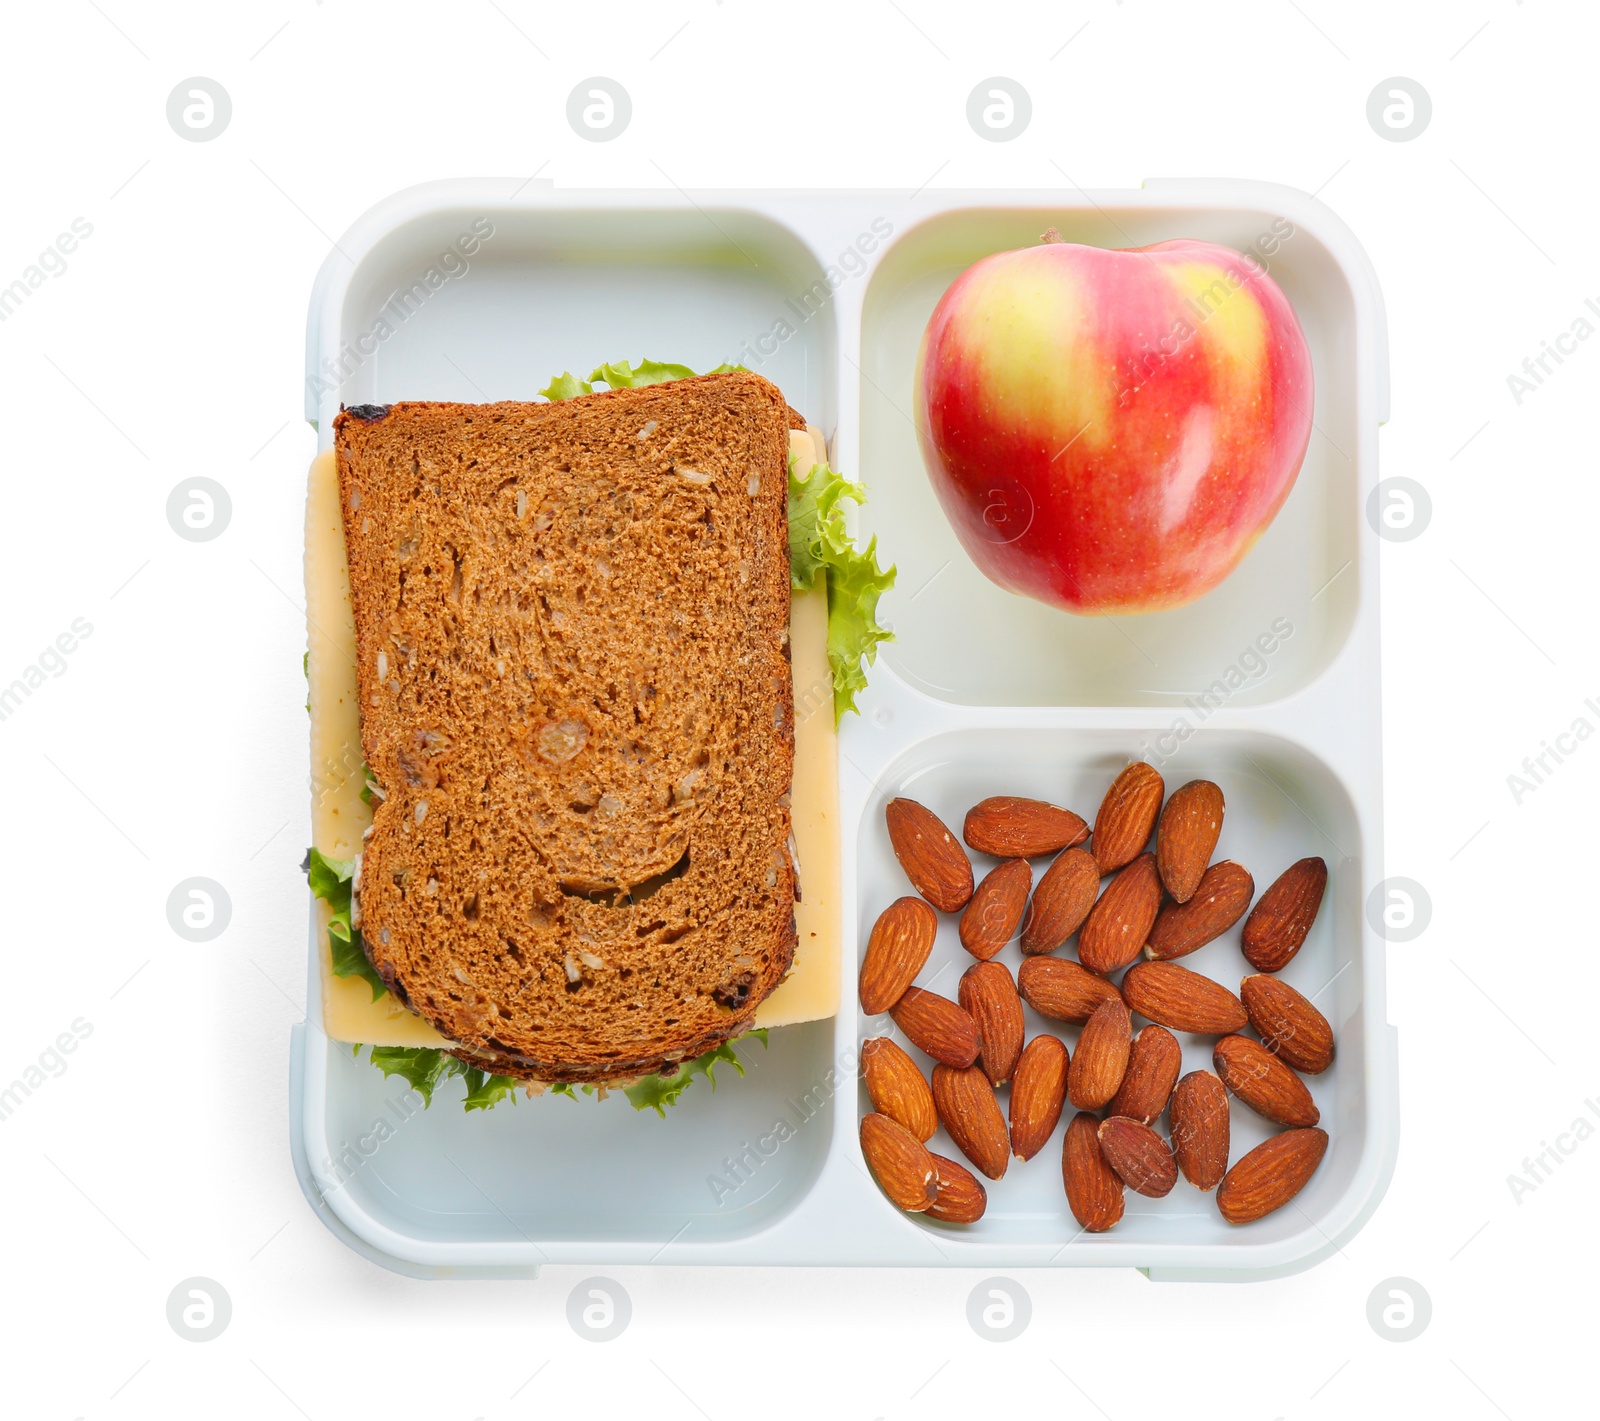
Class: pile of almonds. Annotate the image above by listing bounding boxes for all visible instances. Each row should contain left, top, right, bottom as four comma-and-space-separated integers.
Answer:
857, 763, 1333, 1232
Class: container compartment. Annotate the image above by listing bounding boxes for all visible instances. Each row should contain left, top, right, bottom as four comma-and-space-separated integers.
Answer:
859, 203, 1363, 710
855, 726, 1370, 1253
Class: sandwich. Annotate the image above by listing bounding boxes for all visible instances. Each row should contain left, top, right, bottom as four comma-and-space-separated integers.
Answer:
304, 361, 892, 1112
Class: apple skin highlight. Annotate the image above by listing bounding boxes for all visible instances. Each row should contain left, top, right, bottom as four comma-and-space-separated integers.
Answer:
914, 238, 1314, 615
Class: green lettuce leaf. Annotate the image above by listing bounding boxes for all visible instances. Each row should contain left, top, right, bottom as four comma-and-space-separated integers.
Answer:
587, 358, 699, 390
624, 1028, 769, 1118
538, 371, 593, 401
460, 1066, 523, 1112
306, 847, 387, 1001
367, 1046, 467, 1107
787, 453, 896, 722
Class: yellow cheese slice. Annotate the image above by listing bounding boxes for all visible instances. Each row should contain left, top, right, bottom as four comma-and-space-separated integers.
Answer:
305, 424, 842, 1047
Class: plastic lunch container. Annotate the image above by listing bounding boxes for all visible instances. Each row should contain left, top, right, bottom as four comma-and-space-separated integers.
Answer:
290, 178, 1395, 1280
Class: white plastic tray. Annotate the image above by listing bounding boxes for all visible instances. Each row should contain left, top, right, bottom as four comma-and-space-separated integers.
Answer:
291, 178, 1395, 1280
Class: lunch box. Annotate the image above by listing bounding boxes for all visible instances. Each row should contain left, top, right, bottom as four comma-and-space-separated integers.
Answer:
290, 178, 1394, 1279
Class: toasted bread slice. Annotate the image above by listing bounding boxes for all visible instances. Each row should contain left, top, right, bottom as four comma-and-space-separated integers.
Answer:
333, 372, 798, 1082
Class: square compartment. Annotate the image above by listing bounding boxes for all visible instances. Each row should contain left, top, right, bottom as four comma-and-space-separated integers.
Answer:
855, 727, 1377, 1265
858, 203, 1366, 709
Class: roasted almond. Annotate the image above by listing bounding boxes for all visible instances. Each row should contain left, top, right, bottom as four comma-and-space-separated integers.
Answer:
860, 1112, 939, 1212
1091, 762, 1164, 874
1145, 860, 1254, 961
1020, 846, 1099, 955
926, 1152, 987, 1224
1017, 956, 1123, 1024
1063, 1111, 1124, 1232
1107, 1025, 1182, 1125
1097, 1116, 1178, 1198
889, 986, 980, 1068
959, 858, 1031, 961
1156, 779, 1224, 903
963, 795, 1088, 858
1217, 1127, 1328, 1224
858, 896, 938, 1015
1078, 852, 1163, 974
1066, 997, 1131, 1110
959, 960, 1025, 1087
886, 797, 974, 912
1242, 857, 1327, 972
1169, 1070, 1230, 1191
1241, 974, 1335, 1074
1009, 1034, 1068, 1161
1121, 960, 1248, 1035
932, 1064, 1010, 1180
861, 1036, 938, 1141
1214, 1035, 1320, 1127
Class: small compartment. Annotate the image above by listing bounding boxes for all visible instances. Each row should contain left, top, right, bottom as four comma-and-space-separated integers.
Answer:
309, 1017, 835, 1258
858, 203, 1365, 708
855, 727, 1371, 1260
330, 203, 836, 427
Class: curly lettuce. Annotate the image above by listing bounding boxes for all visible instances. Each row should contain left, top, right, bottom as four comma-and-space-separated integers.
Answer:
541, 357, 894, 722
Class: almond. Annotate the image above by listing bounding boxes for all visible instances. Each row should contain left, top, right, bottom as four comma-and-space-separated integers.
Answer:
958, 960, 1025, 1086
1017, 956, 1123, 1024
1066, 996, 1131, 1110
1156, 779, 1224, 902
959, 858, 1031, 960
861, 1037, 938, 1141
886, 797, 974, 912
1169, 1070, 1230, 1191
1091, 762, 1164, 874
1213, 1035, 1320, 1127
1107, 1025, 1181, 1125
1241, 857, 1327, 972
889, 986, 980, 1068
858, 896, 938, 1015
963, 795, 1088, 858
1241, 974, 1335, 1074
932, 1064, 1010, 1180
1078, 852, 1163, 974
1020, 846, 1099, 955
1217, 1127, 1328, 1224
861, 1112, 938, 1212
1062, 1111, 1124, 1232
926, 1152, 987, 1223
1144, 860, 1254, 961
1009, 1034, 1068, 1161
1121, 961, 1248, 1035
1097, 1116, 1178, 1198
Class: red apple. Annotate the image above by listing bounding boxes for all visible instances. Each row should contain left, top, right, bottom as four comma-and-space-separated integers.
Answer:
914, 235, 1313, 614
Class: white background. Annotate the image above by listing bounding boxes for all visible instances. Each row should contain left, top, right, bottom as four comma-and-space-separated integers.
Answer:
1, 1, 1592, 1416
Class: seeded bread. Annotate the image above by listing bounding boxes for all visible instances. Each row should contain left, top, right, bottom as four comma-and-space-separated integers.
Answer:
334, 373, 799, 1083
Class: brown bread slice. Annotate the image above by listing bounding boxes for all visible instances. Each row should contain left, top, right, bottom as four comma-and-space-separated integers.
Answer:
334, 373, 798, 1083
